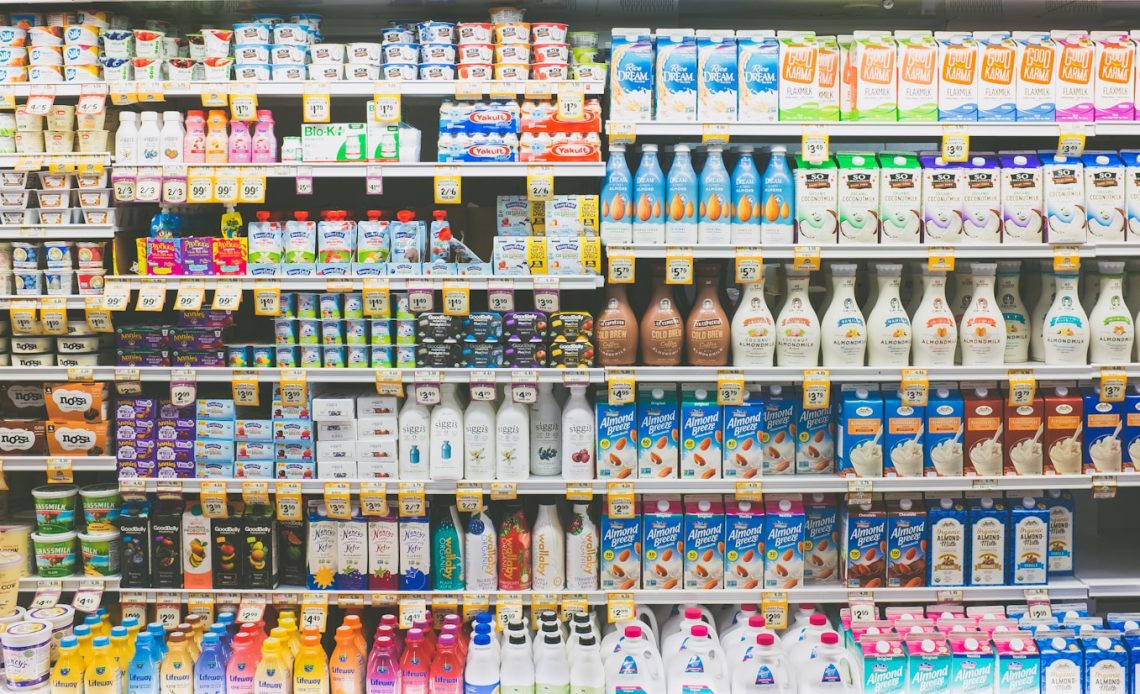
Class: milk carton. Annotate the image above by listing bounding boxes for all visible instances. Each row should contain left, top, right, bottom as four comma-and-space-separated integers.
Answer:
804, 493, 839, 585
968, 496, 1008, 586
1124, 386, 1140, 471
905, 636, 952, 694
696, 30, 737, 122
949, 634, 997, 694
1043, 489, 1075, 576
655, 29, 697, 123
860, 636, 907, 694
1036, 631, 1083, 694
919, 153, 965, 243
817, 35, 840, 122
836, 152, 880, 244
1051, 30, 1095, 121
927, 496, 968, 586
637, 385, 679, 478
796, 388, 835, 474
1082, 151, 1126, 242
1081, 634, 1129, 694
847, 31, 897, 121
838, 387, 883, 477
962, 153, 1002, 243
793, 155, 839, 243
762, 496, 804, 589
1091, 32, 1135, 120
610, 29, 655, 121
999, 151, 1045, 243
926, 387, 964, 477
641, 496, 683, 590
724, 498, 765, 589
1040, 153, 1087, 244
737, 30, 779, 123
844, 501, 886, 588
777, 31, 820, 121
896, 31, 939, 121
877, 152, 923, 244
1121, 150, 1140, 241
886, 498, 927, 588
1004, 395, 1044, 476
723, 390, 764, 478
601, 499, 641, 590
680, 384, 721, 479
763, 384, 796, 475
1013, 32, 1058, 121
994, 634, 1041, 694
838, 35, 855, 120
683, 495, 724, 590
1083, 387, 1124, 474
596, 391, 637, 479
935, 32, 979, 121
974, 31, 1018, 121
884, 394, 925, 477
1043, 386, 1083, 475
1009, 496, 1049, 585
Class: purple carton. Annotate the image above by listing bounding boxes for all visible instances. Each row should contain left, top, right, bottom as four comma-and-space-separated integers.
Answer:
763, 496, 805, 589
641, 495, 683, 590
683, 495, 725, 589
179, 237, 214, 275
116, 327, 169, 349
844, 501, 887, 588
117, 350, 171, 367
168, 327, 228, 351
804, 493, 839, 585
797, 388, 834, 474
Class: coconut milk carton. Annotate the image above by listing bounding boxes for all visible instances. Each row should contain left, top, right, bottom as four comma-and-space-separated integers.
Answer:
777, 31, 820, 121
848, 31, 897, 121
920, 153, 965, 243
737, 30, 779, 123
974, 31, 1017, 121
683, 495, 724, 590
817, 35, 840, 121
601, 499, 641, 590
638, 385, 679, 478
963, 153, 1002, 243
1081, 634, 1129, 694
968, 496, 1008, 586
877, 152, 923, 244
724, 498, 765, 589
696, 30, 737, 122
935, 32, 979, 121
641, 496, 683, 590
1009, 496, 1049, 586
655, 29, 697, 122
1120, 150, 1140, 240
1091, 32, 1135, 120
723, 390, 764, 478
1040, 153, 1087, 244
804, 493, 839, 584
763, 496, 804, 589
836, 152, 880, 244
681, 385, 722, 479
994, 634, 1041, 694
950, 634, 997, 694
610, 29, 655, 121
905, 636, 952, 694
999, 151, 1045, 243
1013, 32, 1057, 121
1043, 489, 1075, 575
793, 155, 839, 243
1082, 151, 1126, 242
1051, 30, 1095, 121
896, 31, 938, 121
1036, 631, 1083, 694
926, 496, 967, 586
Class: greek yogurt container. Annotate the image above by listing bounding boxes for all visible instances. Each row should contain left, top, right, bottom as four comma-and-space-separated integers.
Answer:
419, 63, 456, 81
233, 43, 270, 63
457, 23, 493, 44
234, 63, 270, 81
381, 28, 415, 45
417, 21, 455, 44
420, 43, 457, 63
382, 63, 416, 81
347, 42, 381, 64
382, 43, 418, 64
310, 43, 344, 63
457, 43, 493, 64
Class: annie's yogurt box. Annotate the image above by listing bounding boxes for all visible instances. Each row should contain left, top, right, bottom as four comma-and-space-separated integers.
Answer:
601, 499, 641, 590
641, 495, 682, 590
683, 495, 724, 590
724, 498, 765, 589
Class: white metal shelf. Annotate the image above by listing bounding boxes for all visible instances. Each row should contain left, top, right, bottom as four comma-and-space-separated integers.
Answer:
0, 153, 112, 169
0, 295, 90, 309
614, 364, 1093, 382
106, 274, 604, 290
6, 457, 114, 472
6, 80, 604, 99
611, 121, 1140, 138
0, 225, 118, 240
606, 243, 1112, 260
0, 367, 605, 383
109, 161, 605, 178
19, 576, 120, 592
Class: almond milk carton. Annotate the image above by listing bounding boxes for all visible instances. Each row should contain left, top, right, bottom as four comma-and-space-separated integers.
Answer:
609, 29, 655, 121
817, 35, 840, 121
1013, 32, 1057, 121
724, 498, 765, 589
777, 31, 820, 121
737, 30, 779, 123
848, 31, 897, 121
683, 495, 724, 590
696, 30, 738, 122
601, 499, 641, 590
1091, 31, 1135, 120
763, 495, 805, 589
935, 32, 979, 121
974, 31, 1017, 121
655, 29, 697, 122
641, 496, 683, 590
896, 30, 938, 121
1051, 30, 1095, 121
681, 385, 722, 479
804, 493, 839, 584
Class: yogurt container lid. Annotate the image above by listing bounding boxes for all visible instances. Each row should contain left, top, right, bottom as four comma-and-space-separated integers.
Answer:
31, 530, 77, 542
79, 483, 119, 498
78, 529, 120, 541
32, 483, 78, 498
26, 605, 74, 626
1, 620, 51, 645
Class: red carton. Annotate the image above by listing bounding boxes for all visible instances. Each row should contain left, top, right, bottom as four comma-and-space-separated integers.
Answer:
963, 387, 1004, 476
1043, 386, 1083, 475
1003, 396, 1043, 475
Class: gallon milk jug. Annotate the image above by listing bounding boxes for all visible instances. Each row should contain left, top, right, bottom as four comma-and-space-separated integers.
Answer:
604, 626, 665, 694
795, 633, 856, 694
666, 625, 729, 694
730, 633, 792, 694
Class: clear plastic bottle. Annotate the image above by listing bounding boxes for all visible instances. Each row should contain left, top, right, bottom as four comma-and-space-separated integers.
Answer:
531, 382, 562, 477
136, 111, 162, 165
159, 111, 184, 164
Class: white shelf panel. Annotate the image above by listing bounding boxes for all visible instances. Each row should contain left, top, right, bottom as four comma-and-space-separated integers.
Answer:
0, 153, 112, 169
19, 576, 120, 592
0, 295, 89, 309
0, 225, 118, 240
615, 364, 1093, 382
106, 274, 603, 290
4, 80, 604, 98
0, 366, 605, 383
606, 243, 1111, 260
110, 161, 605, 178
6, 456, 114, 472
612, 121, 1140, 138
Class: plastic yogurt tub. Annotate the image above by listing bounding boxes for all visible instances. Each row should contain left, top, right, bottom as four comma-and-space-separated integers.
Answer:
79, 483, 120, 531
0, 620, 52, 690
32, 484, 77, 534
31, 530, 77, 577
78, 528, 120, 576
25, 605, 74, 661
0, 551, 21, 611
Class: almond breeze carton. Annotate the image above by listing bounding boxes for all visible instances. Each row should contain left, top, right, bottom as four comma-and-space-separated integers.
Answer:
905, 637, 952, 694
610, 29, 654, 121
601, 499, 641, 590
1092, 32, 1136, 120
763, 384, 796, 475
637, 385, 679, 479
935, 32, 979, 121
860, 636, 907, 694
1013, 32, 1057, 121
878, 152, 923, 244
887, 497, 927, 587
848, 31, 897, 121
737, 30, 779, 123
974, 31, 1017, 121
950, 634, 997, 694
1082, 151, 1127, 242
777, 31, 820, 121
999, 152, 1045, 243
1051, 30, 1095, 121
797, 387, 835, 474
994, 634, 1041, 694
655, 29, 697, 123
596, 391, 637, 479
696, 30, 737, 122
641, 496, 682, 590
763, 496, 804, 589
804, 493, 839, 584
896, 31, 938, 121
681, 385, 722, 479
724, 498, 765, 589
723, 389, 764, 478
683, 495, 724, 590
844, 501, 887, 588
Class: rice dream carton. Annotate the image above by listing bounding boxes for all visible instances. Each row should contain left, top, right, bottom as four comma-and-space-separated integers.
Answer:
696, 30, 737, 122
738, 30, 779, 123
610, 29, 655, 121
655, 29, 698, 122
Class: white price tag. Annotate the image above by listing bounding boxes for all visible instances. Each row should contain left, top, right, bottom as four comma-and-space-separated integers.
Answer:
366, 166, 383, 195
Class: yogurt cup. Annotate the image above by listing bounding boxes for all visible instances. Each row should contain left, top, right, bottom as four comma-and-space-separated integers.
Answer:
0, 620, 52, 689
489, 6, 526, 23
271, 43, 308, 65
419, 63, 456, 81
308, 63, 342, 81
0, 189, 28, 208
0, 211, 27, 225
15, 269, 42, 294
131, 57, 162, 80
63, 65, 101, 83
382, 28, 415, 45
29, 27, 63, 47
32, 531, 76, 576
35, 189, 69, 209
310, 43, 344, 63
0, 67, 25, 84
568, 31, 598, 48
187, 33, 206, 60
37, 171, 71, 190
233, 63, 270, 81
570, 47, 598, 64
271, 64, 306, 81
12, 241, 38, 267
32, 484, 77, 534
457, 43, 493, 64
78, 529, 119, 576
76, 129, 107, 152
533, 42, 569, 63
28, 45, 61, 65
43, 130, 73, 154
81, 208, 111, 225
381, 63, 416, 81
15, 109, 42, 130
76, 188, 109, 209
420, 43, 457, 63
233, 22, 270, 45
0, 551, 21, 611
345, 63, 379, 80
0, 27, 28, 48
272, 23, 310, 46
133, 29, 165, 58
532, 62, 569, 80
62, 44, 98, 66
46, 104, 73, 131
13, 131, 42, 154
382, 43, 418, 64
43, 240, 72, 267
168, 58, 203, 82
493, 63, 528, 81
494, 43, 530, 64
43, 268, 72, 295
233, 43, 270, 63
0, 47, 27, 67
27, 65, 61, 83
76, 267, 104, 294
64, 25, 100, 46
347, 42, 380, 64
494, 23, 531, 45
457, 23, 493, 44
36, 209, 71, 225
75, 241, 104, 267
201, 28, 233, 57
417, 21, 455, 45
99, 56, 131, 81
456, 63, 493, 81
532, 23, 568, 44
202, 56, 233, 81
24, 606, 73, 661
100, 30, 132, 59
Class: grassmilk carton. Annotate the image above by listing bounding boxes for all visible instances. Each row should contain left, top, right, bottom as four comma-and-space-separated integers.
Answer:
1035, 631, 1082, 694
610, 29, 655, 121
1051, 30, 1095, 121
974, 31, 1018, 121
919, 153, 965, 243
994, 634, 1041, 694
836, 152, 880, 244
1091, 32, 1135, 120
847, 31, 897, 121
655, 29, 697, 123
637, 385, 679, 478
1120, 150, 1140, 240
793, 155, 839, 243
817, 35, 840, 121
681, 384, 721, 479
838, 386, 884, 477
797, 387, 835, 474
763, 495, 804, 589
596, 390, 637, 479
860, 636, 907, 694
696, 30, 738, 122
723, 389, 764, 478
878, 152, 923, 244
1009, 496, 1049, 585
1082, 151, 1126, 242
1040, 153, 1087, 244
949, 634, 996, 694
927, 496, 967, 586
641, 496, 682, 590
804, 493, 839, 584
1013, 32, 1057, 121
935, 32, 980, 121
886, 497, 927, 587
999, 152, 1045, 243
896, 31, 938, 121
737, 30, 779, 123
963, 153, 1003, 243
844, 501, 887, 587
777, 31, 820, 121
905, 636, 952, 694
724, 498, 765, 589
968, 496, 1008, 586
926, 387, 964, 477
601, 499, 641, 590
683, 495, 725, 590
1043, 489, 1075, 575
762, 384, 796, 475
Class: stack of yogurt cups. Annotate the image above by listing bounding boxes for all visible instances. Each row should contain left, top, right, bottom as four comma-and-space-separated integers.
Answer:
2, 17, 113, 84
567, 30, 605, 82
232, 14, 322, 83
381, 20, 458, 81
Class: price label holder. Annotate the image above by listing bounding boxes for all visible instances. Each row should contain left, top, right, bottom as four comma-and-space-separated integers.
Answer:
399, 598, 429, 629
169, 369, 197, 408
300, 593, 329, 632
802, 129, 829, 164
375, 369, 404, 398
113, 368, 142, 397
935, 589, 964, 604
253, 280, 281, 316
323, 482, 353, 519
664, 247, 694, 285
496, 597, 525, 632
136, 81, 164, 103
241, 481, 270, 506
373, 85, 401, 123
213, 173, 239, 204
45, 458, 73, 484
9, 300, 37, 335
928, 246, 955, 273
434, 168, 462, 205
848, 592, 876, 623
39, 298, 67, 336
296, 166, 314, 196
212, 280, 243, 311
900, 368, 929, 407
531, 594, 559, 626
847, 479, 874, 505
1007, 369, 1036, 408
156, 479, 183, 500
365, 166, 383, 195
0, 89, 11, 111
303, 85, 331, 123
557, 84, 586, 121
237, 596, 267, 624
490, 482, 518, 501
607, 592, 635, 624
607, 482, 635, 519
793, 245, 822, 272
175, 279, 206, 311
802, 368, 831, 410
1025, 589, 1051, 619
112, 167, 137, 202
468, 371, 497, 402
486, 279, 514, 313
561, 594, 589, 621
108, 82, 137, 106
102, 280, 131, 312
31, 581, 62, 609
407, 284, 434, 314
359, 481, 389, 517
441, 280, 470, 316
734, 247, 763, 284
716, 370, 745, 406
1100, 367, 1127, 403
154, 594, 182, 628
199, 480, 229, 518
1057, 125, 1088, 158
162, 172, 188, 205
230, 92, 258, 122
941, 126, 970, 162
607, 121, 636, 146
607, 251, 635, 284
532, 276, 560, 313
77, 83, 107, 115
275, 480, 303, 522
67, 367, 94, 382
510, 370, 538, 405
120, 594, 148, 624
735, 480, 763, 502
72, 580, 105, 614
238, 173, 266, 203
24, 86, 56, 116
1053, 245, 1081, 273
414, 372, 443, 406
456, 483, 484, 513
362, 278, 391, 318
398, 481, 427, 517
187, 593, 215, 624
607, 371, 636, 406
761, 591, 789, 630
187, 169, 215, 204
527, 166, 554, 202
455, 81, 483, 100
1093, 474, 1118, 500
566, 482, 594, 502
462, 594, 491, 622
201, 83, 229, 107
700, 123, 730, 145
279, 369, 308, 408
136, 279, 166, 312
232, 370, 260, 407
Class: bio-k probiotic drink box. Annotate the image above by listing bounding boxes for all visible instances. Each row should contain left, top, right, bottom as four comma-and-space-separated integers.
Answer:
1082, 151, 1127, 242
1091, 32, 1136, 120
723, 390, 764, 478
877, 152, 923, 244
836, 153, 880, 244
683, 495, 724, 589
1043, 489, 1075, 576
793, 155, 839, 243
905, 636, 952, 694
638, 385, 679, 479
919, 153, 965, 243
641, 495, 682, 590
655, 29, 697, 122
1036, 630, 1083, 694
724, 498, 765, 589
817, 35, 840, 121
926, 387, 964, 477
963, 153, 1003, 243
968, 496, 1008, 586
848, 31, 897, 121
601, 499, 641, 590
1013, 32, 1057, 121
1120, 150, 1140, 240
950, 634, 996, 694
696, 30, 737, 122
935, 32, 980, 121
999, 152, 1045, 243
974, 31, 1017, 121
804, 493, 838, 584
993, 634, 1041, 694
1040, 153, 1088, 244
777, 31, 820, 121
1051, 30, 1095, 121
763, 496, 804, 589
927, 496, 968, 586
737, 30, 779, 123
896, 31, 938, 121
681, 384, 722, 479
610, 29, 655, 121
1009, 496, 1049, 585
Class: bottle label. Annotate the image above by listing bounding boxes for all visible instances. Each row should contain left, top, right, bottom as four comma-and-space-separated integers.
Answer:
537, 684, 570, 694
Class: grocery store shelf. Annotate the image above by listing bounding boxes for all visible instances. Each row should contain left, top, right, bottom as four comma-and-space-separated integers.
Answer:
106, 274, 604, 290
606, 243, 1109, 260
611, 121, 1140, 138
109, 161, 605, 178
4, 80, 604, 99
0, 295, 90, 309
0, 153, 112, 169
19, 575, 120, 592
0, 225, 118, 240
614, 364, 1093, 382
5, 456, 115, 472
0, 367, 605, 383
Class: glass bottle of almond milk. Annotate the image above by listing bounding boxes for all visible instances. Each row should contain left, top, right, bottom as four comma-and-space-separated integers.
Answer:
1029, 262, 1055, 363
911, 268, 957, 367
1043, 271, 1090, 365
996, 261, 1030, 364
775, 265, 821, 367
1090, 261, 1134, 363
866, 263, 911, 367
731, 273, 775, 367
959, 263, 1007, 366
820, 263, 866, 367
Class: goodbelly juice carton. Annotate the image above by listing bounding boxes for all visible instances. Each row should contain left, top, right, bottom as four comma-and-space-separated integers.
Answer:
968, 496, 1008, 586
817, 35, 840, 122
896, 31, 939, 121
762, 384, 796, 476
962, 153, 1003, 243
935, 32, 980, 121
1000, 151, 1045, 243
1009, 496, 1049, 586
1040, 152, 1088, 244
804, 493, 839, 584
860, 636, 907, 694
926, 387, 964, 477
601, 498, 641, 590
724, 498, 765, 589
1091, 32, 1135, 120
974, 31, 1018, 121
1083, 387, 1123, 474
610, 29, 655, 121
777, 31, 820, 121
641, 495, 683, 590
905, 636, 952, 694
793, 154, 839, 244
844, 501, 886, 588
836, 152, 880, 244
1043, 489, 1075, 576
638, 384, 679, 479
763, 495, 804, 589
1036, 630, 1083, 694
950, 634, 997, 694
738, 30, 779, 123
1013, 32, 1058, 121
919, 153, 965, 244
681, 384, 722, 479
723, 389, 764, 478
1081, 633, 1129, 694
886, 497, 927, 588
683, 495, 725, 590
1051, 30, 1095, 121
1082, 151, 1127, 242
696, 30, 738, 122
994, 634, 1041, 694
847, 31, 897, 121
838, 386, 884, 477
654, 29, 697, 123
1121, 150, 1140, 240
927, 496, 967, 586
877, 152, 923, 244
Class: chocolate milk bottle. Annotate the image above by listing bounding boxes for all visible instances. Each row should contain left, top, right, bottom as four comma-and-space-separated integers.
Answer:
595, 283, 638, 366
685, 262, 730, 366
640, 265, 684, 366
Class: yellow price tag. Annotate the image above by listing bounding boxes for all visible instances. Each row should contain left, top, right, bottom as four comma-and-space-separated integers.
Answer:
201, 83, 228, 107
230, 93, 258, 122
303, 91, 331, 123
275, 481, 303, 522
211, 281, 243, 312
39, 298, 67, 336
1057, 128, 1087, 158
9, 301, 38, 335
187, 173, 214, 204
135, 280, 166, 312
238, 175, 266, 203
802, 369, 831, 410
253, 281, 281, 316
735, 480, 763, 502
607, 254, 635, 284
362, 279, 391, 318
434, 172, 461, 205
372, 90, 401, 123
527, 168, 555, 202
717, 371, 745, 406
490, 482, 517, 501
175, 280, 206, 311
1100, 367, 1127, 403
1007, 369, 1036, 408
793, 246, 822, 271
664, 248, 693, 285
456, 483, 484, 513
454, 81, 483, 100
565, 482, 594, 502
199, 481, 229, 519
213, 175, 239, 204
399, 598, 428, 629
761, 592, 789, 630
241, 481, 270, 506
496, 598, 524, 632
608, 374, 635, 405
928, 247, 956, 272
46, 458, 73, 484
300, 593, 329, 633
136, 81, 164, 103
462, 594, 491, 622
232, 371, 260, 407
1053, 245, 1081, 273
109, 83, 136, 106
607, 593, 635, 623
323, 482, 353, 520
735, 247, 763, 284
441, 281, 470, 317
701, 123, 730, 144
84, 297, 113, 334
607, 121, 636, 146
398, 482, 427, 517
375, 369, 404, 398
279, 369, 308, 408
557, 85, 586, 121
941, 127, 969, 162
606, 482, 635, 519
359, 481, 389, 517
900, 368, 929, 407
802, 129, 829, 163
